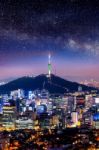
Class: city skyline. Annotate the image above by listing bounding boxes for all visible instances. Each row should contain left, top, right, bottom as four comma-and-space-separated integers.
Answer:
0, 0, 99, 82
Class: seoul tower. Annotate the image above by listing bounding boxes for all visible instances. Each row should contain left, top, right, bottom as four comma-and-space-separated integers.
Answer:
48, 53, 51, 78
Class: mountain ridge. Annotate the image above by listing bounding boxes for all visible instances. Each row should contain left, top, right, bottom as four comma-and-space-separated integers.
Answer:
0, 74, 97, 94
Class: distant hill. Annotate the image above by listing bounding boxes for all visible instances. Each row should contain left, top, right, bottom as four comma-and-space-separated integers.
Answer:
0, 74, 97, 94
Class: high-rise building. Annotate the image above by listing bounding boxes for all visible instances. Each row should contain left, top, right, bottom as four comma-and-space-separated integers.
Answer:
0, 96, 3, 114
15, 115, 33, 129
85, 95, 94, 109
2, 106, 16, 130
16, 99, 20, 113
76, 95, 85, 107
71, 111, 78, 125
10, 89, 24, 100
93, 113, 99, 129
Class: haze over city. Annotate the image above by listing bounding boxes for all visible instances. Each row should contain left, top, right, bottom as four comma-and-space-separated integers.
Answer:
0, 0, 99, 81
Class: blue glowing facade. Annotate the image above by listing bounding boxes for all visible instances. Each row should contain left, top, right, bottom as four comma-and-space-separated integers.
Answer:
93, 113, 99, 121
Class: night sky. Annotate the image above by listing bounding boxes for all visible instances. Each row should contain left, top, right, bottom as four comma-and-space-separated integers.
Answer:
0, 0, 99, 82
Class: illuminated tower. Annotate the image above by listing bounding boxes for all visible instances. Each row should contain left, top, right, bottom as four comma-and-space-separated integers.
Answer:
48, 53, 51, 77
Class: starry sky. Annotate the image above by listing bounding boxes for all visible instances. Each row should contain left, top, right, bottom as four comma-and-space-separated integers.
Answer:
0, 0, 99, 82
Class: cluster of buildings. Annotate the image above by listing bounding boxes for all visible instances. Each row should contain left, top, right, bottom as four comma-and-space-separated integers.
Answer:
80, 79, 99, 89
0, 55, 99, 131
0, 87, 99, 131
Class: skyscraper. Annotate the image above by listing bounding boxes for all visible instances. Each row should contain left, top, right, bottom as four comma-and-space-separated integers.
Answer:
2, 106, 16, 130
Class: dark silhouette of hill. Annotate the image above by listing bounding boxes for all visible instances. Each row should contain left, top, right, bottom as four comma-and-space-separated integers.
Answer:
0, 74, 97, 94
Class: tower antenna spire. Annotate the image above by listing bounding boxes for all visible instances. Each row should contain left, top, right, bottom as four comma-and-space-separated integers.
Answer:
48, 52, 51, 78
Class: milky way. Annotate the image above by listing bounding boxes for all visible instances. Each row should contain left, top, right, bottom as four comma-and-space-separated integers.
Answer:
0, 0, 99, 81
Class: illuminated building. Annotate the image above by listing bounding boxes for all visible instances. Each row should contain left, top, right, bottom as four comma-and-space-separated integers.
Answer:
11, 89, 24, 100
2, 94, 9, 103
40, 89, 49, 105
76, 95, 85, 107
81, 79, 99, 88
93, 113, 99, 129
47, 101, 53, 114
78, 86, 82, 92
51, 115, 59, 127
68, 96, 74, 112
41, 89, 49, 99
17, 89, 24, 99
15, 116, 33, 129
2, 106, 16, 130
0, 114, 3, 127
85, 95, 94, 109
36, 104, 47, 114
83, 112, 92, 126
24, 108, 34, 118
35, 98, 41, 106
74, 96, 76, 110
71, 111, 78, 125
16, 98, 20, 113
28, 91, 34, 100
93, 113, 99, 121
16, 98, 26, 114
0, 136, 10, 150
95, 97, 99, 104
0, 96, 3, 114
11, 90, 19, 100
